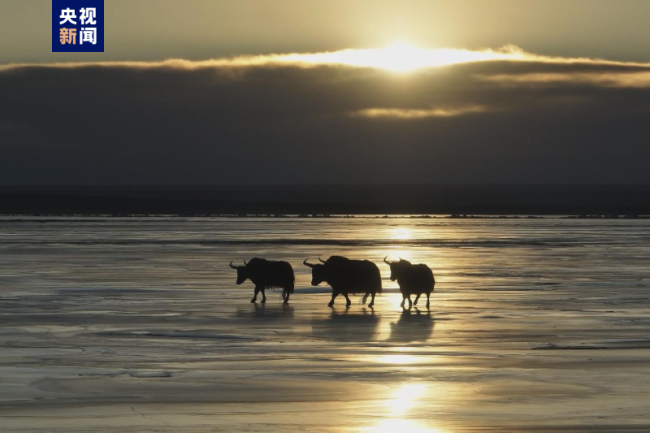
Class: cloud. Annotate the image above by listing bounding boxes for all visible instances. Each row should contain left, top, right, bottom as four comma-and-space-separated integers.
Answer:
1, 46, 650, 184
483, 71, 650, 88
3, 44, 650, 73
351, 105, 487, 119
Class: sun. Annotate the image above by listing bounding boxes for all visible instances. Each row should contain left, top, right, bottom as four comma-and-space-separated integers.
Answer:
376, 42, 426, 72
334, 42, 429, 72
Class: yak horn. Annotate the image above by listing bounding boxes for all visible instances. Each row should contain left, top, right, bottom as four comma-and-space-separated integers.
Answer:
229, 260, 237, 269
318, 257, 326, 263
303, 259, 314, 268
384, 255, 391, 265
243, 259, 248, 266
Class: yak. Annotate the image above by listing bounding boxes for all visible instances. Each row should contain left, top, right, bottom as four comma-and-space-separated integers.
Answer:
303, 256, 382, 308
230, 258, 295, 304
384, 257, 435, 309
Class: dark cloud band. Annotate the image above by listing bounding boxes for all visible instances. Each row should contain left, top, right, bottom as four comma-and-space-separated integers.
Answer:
1, 47, 649, 184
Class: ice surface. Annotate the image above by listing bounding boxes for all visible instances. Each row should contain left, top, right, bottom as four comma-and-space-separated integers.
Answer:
0, 217, 649, 431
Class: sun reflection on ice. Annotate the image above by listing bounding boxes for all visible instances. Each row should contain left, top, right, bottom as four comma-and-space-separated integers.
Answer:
391, 227, 412, 240
366, 419, 444, 433
377, 354, 420, 365
387, 383, 426, 415
359, 384, 446, 433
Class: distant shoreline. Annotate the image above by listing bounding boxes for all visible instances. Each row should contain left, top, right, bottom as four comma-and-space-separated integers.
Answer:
1, 184, 650, 216
1, 214, 649, 219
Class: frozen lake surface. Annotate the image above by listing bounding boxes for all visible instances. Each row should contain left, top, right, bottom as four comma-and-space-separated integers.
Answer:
1, 216, 649, 432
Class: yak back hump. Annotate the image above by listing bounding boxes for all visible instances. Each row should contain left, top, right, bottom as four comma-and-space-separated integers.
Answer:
397, 263, 435, 293
247, 258, 295, 291
324, 256, 382, 294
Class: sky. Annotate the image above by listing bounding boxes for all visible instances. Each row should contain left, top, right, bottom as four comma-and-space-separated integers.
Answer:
1, 0, 650, 184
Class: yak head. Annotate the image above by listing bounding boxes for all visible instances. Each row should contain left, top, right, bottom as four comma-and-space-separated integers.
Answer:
230, 260, 249, 285
303, 258, 327, 286
384, 256, 412, 281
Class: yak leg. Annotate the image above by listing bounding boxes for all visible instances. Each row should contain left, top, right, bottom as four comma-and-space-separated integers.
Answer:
251, 286, 261, 303
328, 291, 339, 308
283, 289, 290, 304
260, 288, 267, 304
414, 293, 421, 306
343, 293, 351, 308
400, 294, 406, 308
405, 295, 413, 309
426, 292, 431, 310
368, 292, 376, 308
361, 293, 369, 305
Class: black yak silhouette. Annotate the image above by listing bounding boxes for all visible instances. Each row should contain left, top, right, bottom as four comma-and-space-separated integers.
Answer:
303, 256, 382, 308
230, 258, 295, 304
384, 257, 435, 309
